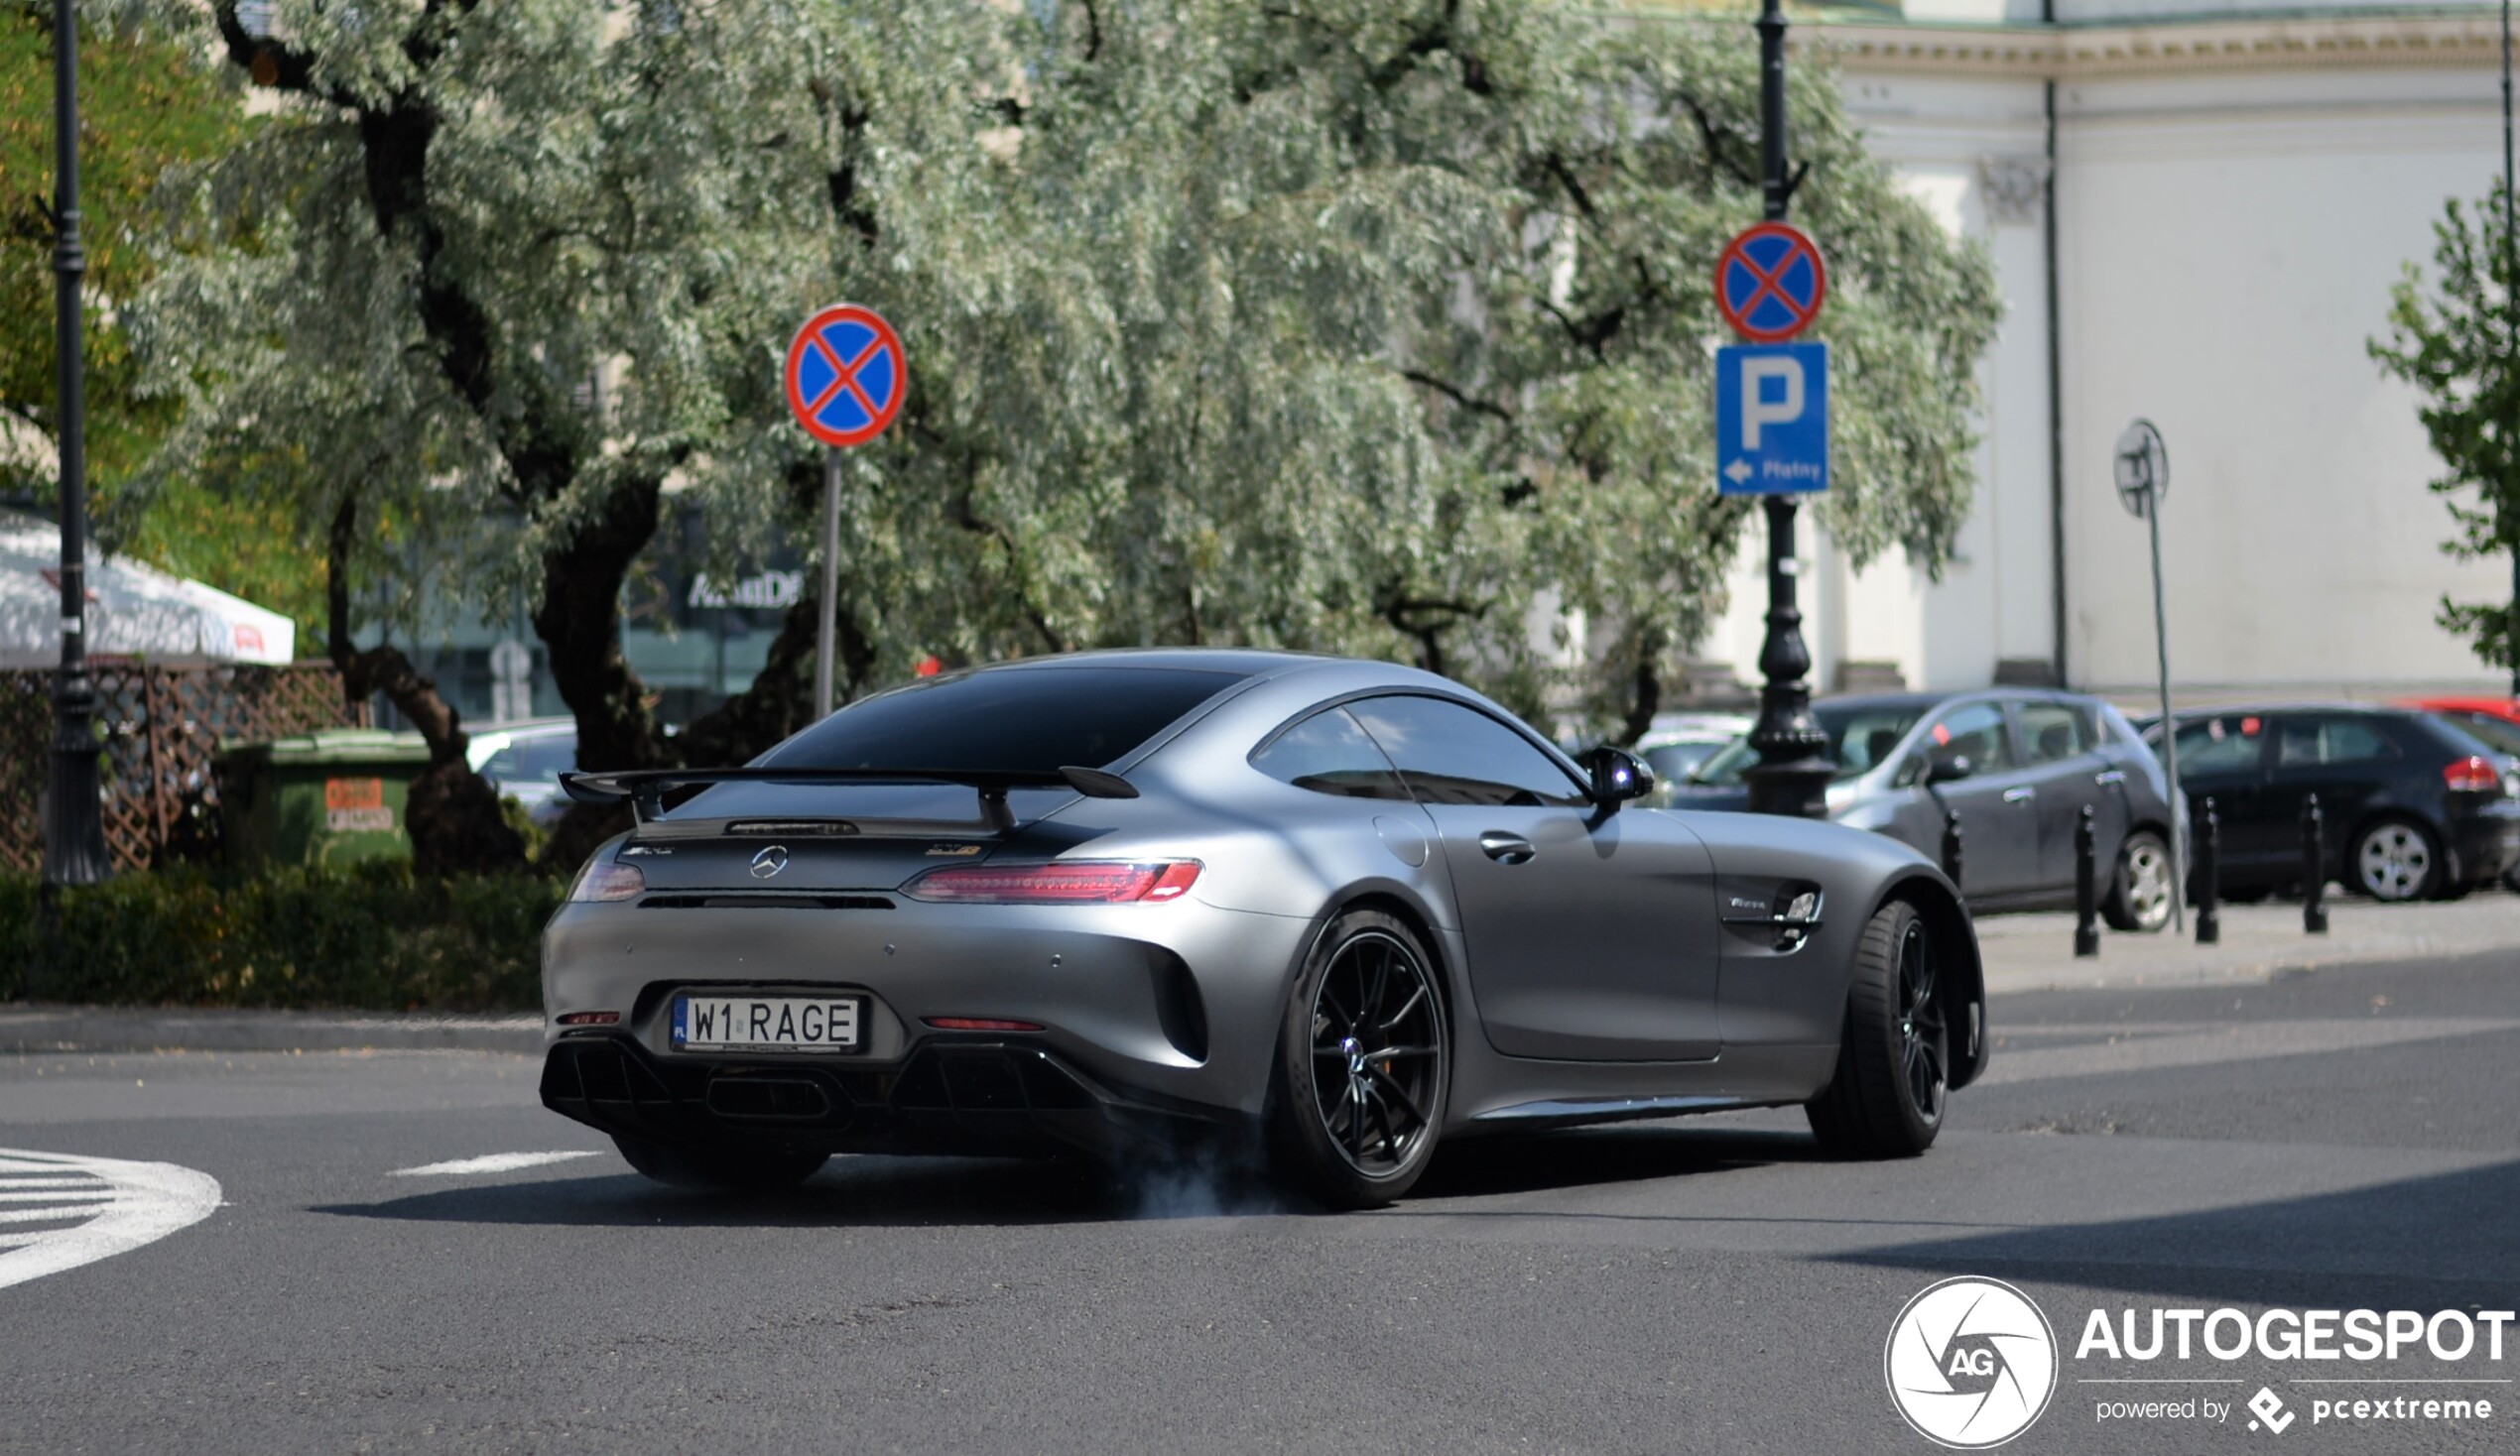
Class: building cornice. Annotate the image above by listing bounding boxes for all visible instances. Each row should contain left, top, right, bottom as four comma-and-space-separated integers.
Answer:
1808, 10, 2502, 77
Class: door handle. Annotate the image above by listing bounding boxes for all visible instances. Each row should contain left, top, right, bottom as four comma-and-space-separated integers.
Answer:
1477, 832, 1536, 865
2094, 770, 2127, 787
2003, 787, 2037, 804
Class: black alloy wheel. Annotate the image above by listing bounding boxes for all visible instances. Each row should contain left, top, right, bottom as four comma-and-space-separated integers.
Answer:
1269, 910, 1448, 1207
1807, 899, 1947, 1158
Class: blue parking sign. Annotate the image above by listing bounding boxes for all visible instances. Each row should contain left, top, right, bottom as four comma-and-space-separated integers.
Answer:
1716, 342, 1828, 495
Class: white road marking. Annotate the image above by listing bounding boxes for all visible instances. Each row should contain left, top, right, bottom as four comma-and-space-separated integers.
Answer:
0, 1150, 221, 1292
0, 1204, 112, 1224
388, 1151, 599, 1178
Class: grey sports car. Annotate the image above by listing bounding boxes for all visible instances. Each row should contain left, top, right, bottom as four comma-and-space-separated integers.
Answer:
542, 650, 1988, 1207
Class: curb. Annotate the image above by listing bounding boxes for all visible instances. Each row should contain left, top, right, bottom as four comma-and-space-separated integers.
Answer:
0, 1005, 541, 1056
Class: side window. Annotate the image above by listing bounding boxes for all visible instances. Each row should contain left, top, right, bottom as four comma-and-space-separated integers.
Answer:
2279, 716, 2400, 768
2016, 701, 2093, 766
1924, 702, 2014, 773
1250, 708, 1411, 801
1345, 696, 1588, 808
2174, 714, 2265, 776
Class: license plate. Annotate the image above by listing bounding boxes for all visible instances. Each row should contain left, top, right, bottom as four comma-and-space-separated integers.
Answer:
671, 996, 861, 1053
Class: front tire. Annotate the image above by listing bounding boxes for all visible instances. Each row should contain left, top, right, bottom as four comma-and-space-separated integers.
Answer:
2351, 816, 2440, 902
1807, 899, 1946, 1159
613, 1134, 828, 1190
2102, 828, 2175, 933
1267, 910, 1449, 1209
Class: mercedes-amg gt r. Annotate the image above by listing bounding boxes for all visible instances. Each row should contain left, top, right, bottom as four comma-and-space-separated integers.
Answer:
541, 650, 1987, 1207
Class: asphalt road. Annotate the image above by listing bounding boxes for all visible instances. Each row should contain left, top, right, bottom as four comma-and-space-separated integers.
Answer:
1, 949, 2513, 1455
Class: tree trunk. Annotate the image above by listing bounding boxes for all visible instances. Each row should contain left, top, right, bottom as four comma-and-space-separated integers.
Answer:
533, 475, 672, 871
327, 491, 528, 878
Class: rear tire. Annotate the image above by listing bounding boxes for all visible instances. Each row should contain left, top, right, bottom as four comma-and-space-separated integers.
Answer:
2350, 816, 2440, 902
2102, 828, 2175, 933
1266, 909, 1449, 1209
1806, 899, 1946, 1159
613, 1134, 828, 1190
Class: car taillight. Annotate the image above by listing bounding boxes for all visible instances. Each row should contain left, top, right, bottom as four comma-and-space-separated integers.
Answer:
569, 861, 646, 903
904, 861, 1201, 904
2444, 756, 2502, 793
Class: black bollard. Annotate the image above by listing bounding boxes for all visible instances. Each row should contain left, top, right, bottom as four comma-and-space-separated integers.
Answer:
2301, 792, 2329, 934
2074, 804, 2100, 957
1942, 809, 1964, 890
2195, 796, 2221, 945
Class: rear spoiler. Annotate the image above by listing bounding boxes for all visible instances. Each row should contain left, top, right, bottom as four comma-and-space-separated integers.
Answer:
559, 764, 1138, 830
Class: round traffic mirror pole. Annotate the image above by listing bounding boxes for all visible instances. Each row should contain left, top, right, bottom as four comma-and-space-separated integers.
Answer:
2143, 487, 2186, 934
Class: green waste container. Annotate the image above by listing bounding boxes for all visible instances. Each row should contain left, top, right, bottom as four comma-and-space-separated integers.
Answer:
219, 729, 435, 866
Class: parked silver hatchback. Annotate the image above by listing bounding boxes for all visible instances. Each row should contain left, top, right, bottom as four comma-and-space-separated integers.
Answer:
1675, 689, 2183, 930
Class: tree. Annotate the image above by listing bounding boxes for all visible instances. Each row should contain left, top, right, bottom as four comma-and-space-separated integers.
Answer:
2372, 179, 2520, 679
0, 1, 298, 603
699, 0, 1999, 740
133, 0, 1999, 871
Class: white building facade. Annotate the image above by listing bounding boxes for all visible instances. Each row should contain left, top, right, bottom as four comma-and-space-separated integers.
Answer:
1689, 0, 2514, 702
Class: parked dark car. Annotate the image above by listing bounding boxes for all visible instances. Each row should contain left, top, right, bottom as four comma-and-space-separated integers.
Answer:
2152, 706, 2520, 902
1678, 689, 2182, 929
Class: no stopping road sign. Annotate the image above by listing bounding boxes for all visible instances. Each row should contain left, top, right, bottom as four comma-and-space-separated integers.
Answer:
786, 303, 906, 449
1715, 222, 1827, 344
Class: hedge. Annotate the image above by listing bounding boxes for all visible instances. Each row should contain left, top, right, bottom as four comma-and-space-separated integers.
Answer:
1, 864, 565, 1011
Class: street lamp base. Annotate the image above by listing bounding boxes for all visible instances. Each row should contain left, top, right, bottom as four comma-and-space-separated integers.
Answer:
1743, 758, 1834, 818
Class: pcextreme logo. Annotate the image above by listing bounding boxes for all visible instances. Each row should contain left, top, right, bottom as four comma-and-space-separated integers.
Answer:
1885, 1276, 2061, 1449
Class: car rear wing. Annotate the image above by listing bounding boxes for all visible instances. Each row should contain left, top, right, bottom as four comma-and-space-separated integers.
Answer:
559, 765, 1138, 830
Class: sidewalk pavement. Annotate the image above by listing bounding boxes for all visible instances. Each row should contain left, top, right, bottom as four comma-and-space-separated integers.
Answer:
0, 1006, 541, 1056
1975, 892, 2520, 993
5, 896, 2515, 1054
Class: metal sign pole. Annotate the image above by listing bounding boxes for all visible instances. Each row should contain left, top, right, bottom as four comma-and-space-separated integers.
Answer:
815, 445, 841, 720
2146, 493, 2187, 933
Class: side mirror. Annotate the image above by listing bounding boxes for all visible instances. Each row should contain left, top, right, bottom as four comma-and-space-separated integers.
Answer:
1926, 755, 1975, 786
1584, 746, 1656, 809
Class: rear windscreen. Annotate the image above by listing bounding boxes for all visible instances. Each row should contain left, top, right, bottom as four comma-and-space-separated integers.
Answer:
762, 666, 1247, 773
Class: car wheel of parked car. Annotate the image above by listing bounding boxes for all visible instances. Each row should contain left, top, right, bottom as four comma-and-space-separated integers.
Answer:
1267, 910, 1449, 1210
2350, 816, 2441, 902
2102, 829, 2175, 933
613, 1134, 828, 1190
1806, 899, 1944, 1159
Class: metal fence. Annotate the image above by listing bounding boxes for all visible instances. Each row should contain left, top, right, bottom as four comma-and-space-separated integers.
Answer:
0, 664, 365, 873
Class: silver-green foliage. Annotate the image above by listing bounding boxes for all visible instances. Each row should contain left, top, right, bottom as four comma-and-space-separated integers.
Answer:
137, 0, 1998, 737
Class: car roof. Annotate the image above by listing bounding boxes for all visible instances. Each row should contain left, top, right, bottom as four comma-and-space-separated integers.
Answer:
2167, 702, 2403, 719
958, 648, 1334, 679
476, 717, 575, 740
2400, 696, 2520, 717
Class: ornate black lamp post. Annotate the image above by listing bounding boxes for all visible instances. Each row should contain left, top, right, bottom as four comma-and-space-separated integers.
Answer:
44, 0, 111, 887
1741, 0, 1834, 818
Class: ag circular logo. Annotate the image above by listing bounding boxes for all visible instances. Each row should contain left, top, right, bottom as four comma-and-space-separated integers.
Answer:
1884, 1276, 2058, 1449
749, 845, 791, 881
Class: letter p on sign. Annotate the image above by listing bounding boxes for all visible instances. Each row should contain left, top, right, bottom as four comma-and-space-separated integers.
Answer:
1716, 341, 1828, 496
1740, 355, 1804, 448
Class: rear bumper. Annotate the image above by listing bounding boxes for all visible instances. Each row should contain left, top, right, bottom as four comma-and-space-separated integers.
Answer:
2448, 805, 2520, 883
540, 1031, 1238, 1162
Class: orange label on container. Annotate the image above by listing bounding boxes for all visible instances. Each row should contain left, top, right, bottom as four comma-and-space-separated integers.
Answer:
325, 778, 385, 811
